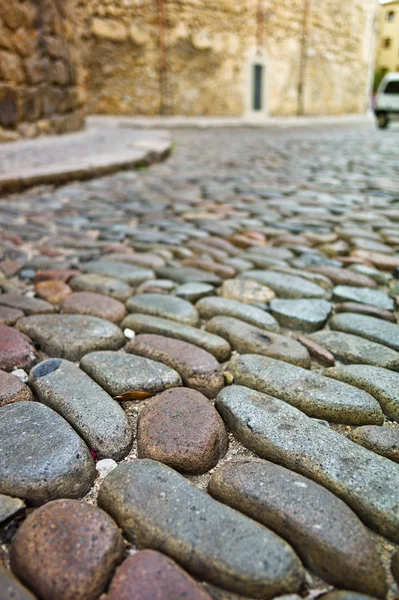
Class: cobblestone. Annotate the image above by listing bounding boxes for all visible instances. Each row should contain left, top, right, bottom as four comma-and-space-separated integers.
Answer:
0, 123, 399, 599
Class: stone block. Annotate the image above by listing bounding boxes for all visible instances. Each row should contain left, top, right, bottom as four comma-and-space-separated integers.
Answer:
44, 35, 65, 58
17, 122, 38, 138
51, 60, 69, 85
41, 85, 64, 116
0, 51, 25, 83
2, 5, 27, 30
63, 87, 78, 111
24, 56, 47, 84
36, 118, 51, 134
12, 28, 37, 57
91, 18, 128, 42
0, 23, 14, 50
0, 86, 19, 128
129, 24, 150, 46
21, 88, 42, 122
0, 126, 19, 142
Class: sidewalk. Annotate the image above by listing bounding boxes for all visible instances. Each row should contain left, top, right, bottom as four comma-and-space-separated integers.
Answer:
88, 113, 374, 130
0, 124, 171, 194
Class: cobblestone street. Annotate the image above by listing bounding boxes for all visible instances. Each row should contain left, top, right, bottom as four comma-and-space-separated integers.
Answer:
1, 121, 399, 600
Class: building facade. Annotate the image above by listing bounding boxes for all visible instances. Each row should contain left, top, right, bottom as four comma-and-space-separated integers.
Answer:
77, 0, 378, 118
375, 0, 399, 74
0, 0, 86, 141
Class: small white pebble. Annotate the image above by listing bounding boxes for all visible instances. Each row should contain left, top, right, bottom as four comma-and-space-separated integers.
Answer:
124, 328, 135, 340
25, 290, 36, 298
96, 459, 117, 477
11, 369, 29, 383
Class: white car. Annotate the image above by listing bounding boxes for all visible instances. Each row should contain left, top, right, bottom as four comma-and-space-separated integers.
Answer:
374, 72, 399, 129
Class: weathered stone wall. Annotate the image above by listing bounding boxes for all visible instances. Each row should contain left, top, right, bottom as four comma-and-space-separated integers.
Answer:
304, 0, 377, 115
0, 0, 86, 141
77, 0, 377, 117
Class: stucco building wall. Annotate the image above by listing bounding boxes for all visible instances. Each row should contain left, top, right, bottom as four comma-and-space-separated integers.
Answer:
375, 0, 399, 74
77, 0, 378, 118
0, 0, 86, 141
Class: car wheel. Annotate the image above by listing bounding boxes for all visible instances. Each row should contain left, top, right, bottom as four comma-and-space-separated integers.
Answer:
377, 113, 389, 129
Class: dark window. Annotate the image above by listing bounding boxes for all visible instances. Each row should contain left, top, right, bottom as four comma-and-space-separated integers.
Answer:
383, 38, 392, 48
384, 81, 399, 94
253, 64, 263, 111
387, 11, 395, 22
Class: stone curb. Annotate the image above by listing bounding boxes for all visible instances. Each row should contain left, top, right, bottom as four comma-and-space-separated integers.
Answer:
0, 134, 171, 195
88, 114, 374, 131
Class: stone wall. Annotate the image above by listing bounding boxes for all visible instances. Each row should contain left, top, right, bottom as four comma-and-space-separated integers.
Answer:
0, 0, 86, 142
77, 0, 377, 118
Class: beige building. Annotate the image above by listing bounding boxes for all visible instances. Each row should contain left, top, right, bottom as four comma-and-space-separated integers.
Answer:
77, 0, 378, 118
0, 0, 380, 141
376, 0, 399, 73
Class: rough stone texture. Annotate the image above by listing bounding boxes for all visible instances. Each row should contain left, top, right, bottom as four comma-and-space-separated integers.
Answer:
227, 354, 383, 425
10, 499, 124, 600
208, 458, 386, 597
98, 459, 304, 599
220, 278, 275, 304
0, 401, 96, 504
106, 252, 165, 269
321, 594, 379, 600
29, 358, 132, 460
76, 0, 375, 118
122, 314, 231, 361
156, 265, 220, 285
324, 364, 399, 423
126, 293, 199, 325
334, 302, 396, 322
332, 286, 394, 310
0, 369, 33, 406
215, 385, 399, 542
308, 266, 377, 288
70, 273, 133, 302
137, 388, 228, 474
106, 550, 213, 600
0, 565, 37, 600
82, 260, 154, 285
175, 282, 214, 302
2, 118, 399, 600
34, 268, 81, 283
0, 493, 25, 525
0, 0, 85, 140
196, 296, 279, 331
297, 336, 336, 367
17, 314, 125, 361
126, 334, 224, 398
0, 293, 55, 314
392, 551, 399, 587
330, 312, 399, 352
348, 426, 399, 463
61, 291, 127, 323
206, 316, 310, 368
80, 350, 182, 397
0, 305, 24, 324
240, 271, 326, 299
35, 280, 72, 304
309, 330, 399, 370
0, 324, 38, 372
270, 298, 332, 332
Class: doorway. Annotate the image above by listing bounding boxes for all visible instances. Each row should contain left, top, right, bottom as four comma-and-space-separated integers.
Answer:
253, 63, 264, 111
245, 49, 268, 119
